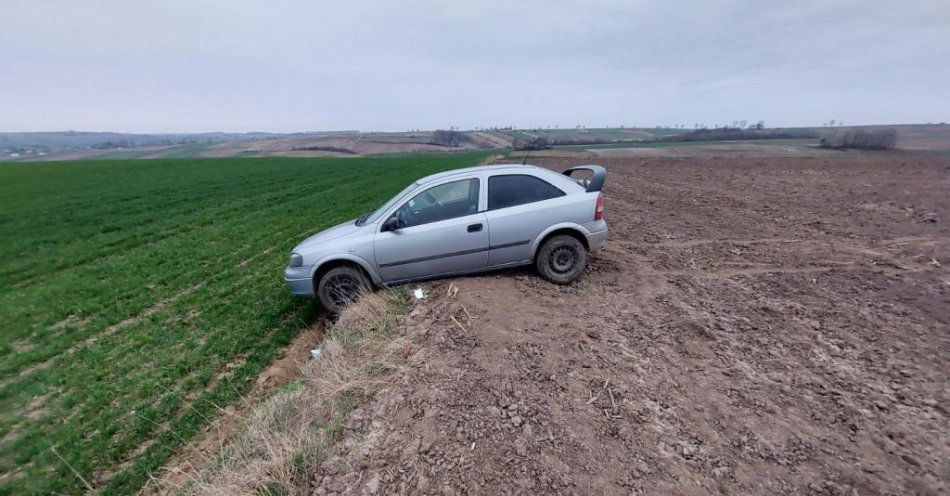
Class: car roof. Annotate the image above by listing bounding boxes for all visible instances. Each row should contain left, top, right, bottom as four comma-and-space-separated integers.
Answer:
416, 163, 571, 186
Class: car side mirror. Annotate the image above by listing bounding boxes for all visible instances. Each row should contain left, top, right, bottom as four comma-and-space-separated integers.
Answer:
382, 216, 401, 232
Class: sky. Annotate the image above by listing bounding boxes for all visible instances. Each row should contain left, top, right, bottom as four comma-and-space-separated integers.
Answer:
2, 0, 948, 133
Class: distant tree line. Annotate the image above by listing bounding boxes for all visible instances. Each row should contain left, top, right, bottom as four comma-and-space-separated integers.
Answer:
819, 129, 897, 150
513, 136, 551, 151
430, 130, 472, 147
92, 139, 136, 149
547, 136, 612, 146
291, 145, 357, 154
91, 137, 217, 150
660, 127, 818, 143
514, 135, 635, 150
1, 145, 50, 154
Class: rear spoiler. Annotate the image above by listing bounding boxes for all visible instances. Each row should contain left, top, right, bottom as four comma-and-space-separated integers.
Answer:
562, 165, 606, 192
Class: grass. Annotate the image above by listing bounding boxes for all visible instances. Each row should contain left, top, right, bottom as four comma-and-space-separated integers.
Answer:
177, 290, 410, 495
152, 143, 219, 159
83, 149, 158, 160
361, 131, 434, 143
0, 152, 489, 495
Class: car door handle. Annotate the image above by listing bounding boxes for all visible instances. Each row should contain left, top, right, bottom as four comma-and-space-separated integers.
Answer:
467, 223, 483, 233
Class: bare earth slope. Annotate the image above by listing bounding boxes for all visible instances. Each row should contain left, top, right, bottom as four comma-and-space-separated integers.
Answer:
312, 155, 949, 495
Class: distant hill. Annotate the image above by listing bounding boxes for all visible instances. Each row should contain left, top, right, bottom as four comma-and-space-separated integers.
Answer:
0, 131, 359, 157
4, 124, 947, 162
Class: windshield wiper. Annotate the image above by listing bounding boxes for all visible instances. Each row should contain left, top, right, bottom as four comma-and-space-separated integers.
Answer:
355, 213, 370, 226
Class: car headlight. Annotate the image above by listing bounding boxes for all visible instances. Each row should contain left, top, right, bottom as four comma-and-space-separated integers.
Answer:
288, 253, 303, 267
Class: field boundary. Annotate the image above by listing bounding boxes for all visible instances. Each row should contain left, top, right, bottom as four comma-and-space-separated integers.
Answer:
155, 290, 413, 495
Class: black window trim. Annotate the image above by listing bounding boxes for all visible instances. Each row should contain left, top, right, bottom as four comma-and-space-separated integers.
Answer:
382, 177, 481, 231
487, 173, 566, 211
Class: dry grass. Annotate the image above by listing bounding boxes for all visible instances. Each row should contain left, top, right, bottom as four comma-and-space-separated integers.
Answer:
177, 290, 410, 496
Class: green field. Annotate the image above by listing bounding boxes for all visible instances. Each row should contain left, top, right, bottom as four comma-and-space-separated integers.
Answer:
0, 152, 488, 494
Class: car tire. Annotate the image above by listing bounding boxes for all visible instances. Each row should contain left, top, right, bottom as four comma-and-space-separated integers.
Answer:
535, 234, 588, 285
317, 266, 371, 315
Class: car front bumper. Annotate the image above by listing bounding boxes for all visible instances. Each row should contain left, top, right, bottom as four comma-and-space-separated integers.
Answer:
284, 265, 315, 296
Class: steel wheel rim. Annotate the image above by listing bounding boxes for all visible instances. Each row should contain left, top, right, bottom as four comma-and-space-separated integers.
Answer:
326, 274, 360, 308
549, 246, 577, 274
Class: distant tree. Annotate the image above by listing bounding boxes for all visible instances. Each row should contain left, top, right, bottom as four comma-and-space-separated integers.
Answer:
820, 128, 896, 150
661, 127, 817, 143
431, 130, 469, 147
513, 136, 550, 151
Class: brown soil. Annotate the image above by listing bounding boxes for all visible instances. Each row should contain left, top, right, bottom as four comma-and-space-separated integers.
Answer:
310, 155, 949, 495
471, 132, 514, 148
590, 143, 842, 158
200, 136, 478, 158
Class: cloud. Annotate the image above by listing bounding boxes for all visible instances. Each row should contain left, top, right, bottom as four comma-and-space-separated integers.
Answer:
1, 0, 947, 132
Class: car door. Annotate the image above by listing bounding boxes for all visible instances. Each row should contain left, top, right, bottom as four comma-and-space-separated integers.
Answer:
374, 177, 488, 283
483, 173, 568, 266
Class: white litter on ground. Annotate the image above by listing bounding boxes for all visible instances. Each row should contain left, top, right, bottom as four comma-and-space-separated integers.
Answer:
413, 288, 428, 300
310, 348, 322, 359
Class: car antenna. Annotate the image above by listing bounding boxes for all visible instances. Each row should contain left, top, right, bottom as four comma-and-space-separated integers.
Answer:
521, 150, 530, 165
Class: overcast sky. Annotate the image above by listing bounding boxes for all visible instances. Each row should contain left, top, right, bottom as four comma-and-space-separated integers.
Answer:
2, 0, 948, 133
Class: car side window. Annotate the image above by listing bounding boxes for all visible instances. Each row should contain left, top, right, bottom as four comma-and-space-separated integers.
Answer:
390, 178, 479, 228
488, 174, 565, 210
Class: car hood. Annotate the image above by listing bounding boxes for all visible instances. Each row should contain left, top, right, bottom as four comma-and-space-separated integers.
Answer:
295, 219, 364, 252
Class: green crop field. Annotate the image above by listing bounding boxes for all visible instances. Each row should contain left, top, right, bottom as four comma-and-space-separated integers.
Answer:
0, 152, 488, 494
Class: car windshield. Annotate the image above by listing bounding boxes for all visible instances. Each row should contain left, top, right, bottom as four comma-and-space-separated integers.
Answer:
359, 182, 418, 225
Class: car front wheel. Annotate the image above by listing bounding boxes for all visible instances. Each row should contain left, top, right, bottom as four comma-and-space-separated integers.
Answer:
317, 266, 371, 315
535, 234, 588, 284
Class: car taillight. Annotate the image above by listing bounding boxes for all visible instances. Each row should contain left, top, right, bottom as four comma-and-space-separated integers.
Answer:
594, 192, 605, 220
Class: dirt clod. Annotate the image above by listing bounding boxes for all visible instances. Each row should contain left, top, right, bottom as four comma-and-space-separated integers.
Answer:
310, 155, 949, 496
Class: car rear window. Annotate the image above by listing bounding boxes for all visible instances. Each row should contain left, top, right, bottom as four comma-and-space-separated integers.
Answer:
488, 174, 565, 210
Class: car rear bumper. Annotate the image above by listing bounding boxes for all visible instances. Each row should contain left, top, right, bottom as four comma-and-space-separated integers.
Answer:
586, 227, 608, 251
284, 266, 315, 296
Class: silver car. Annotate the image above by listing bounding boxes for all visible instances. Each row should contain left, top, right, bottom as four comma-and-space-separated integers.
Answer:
284, 163, 607, 313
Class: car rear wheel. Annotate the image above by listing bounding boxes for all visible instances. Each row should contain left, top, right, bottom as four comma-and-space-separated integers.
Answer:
535, 234, 588, 284
317, 266, 371, 315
